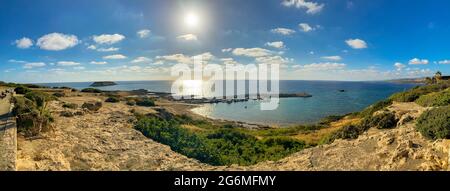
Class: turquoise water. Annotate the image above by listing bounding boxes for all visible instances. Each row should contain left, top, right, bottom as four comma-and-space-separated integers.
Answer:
39, 80, 417, 125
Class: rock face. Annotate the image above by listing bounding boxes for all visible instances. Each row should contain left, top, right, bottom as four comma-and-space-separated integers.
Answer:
90, 81, 117, 87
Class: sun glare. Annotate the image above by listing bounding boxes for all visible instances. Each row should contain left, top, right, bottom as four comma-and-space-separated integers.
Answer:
184, 12, 199, 28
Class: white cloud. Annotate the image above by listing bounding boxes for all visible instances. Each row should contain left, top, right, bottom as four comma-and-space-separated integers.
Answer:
222, 48, 233, 52
37, 33, 79, 51
93, 34, 125, 45
103, 54, 127, 60
282, 0, 325, 14
97, 47, 119, 52
90, 61, 108, 65
221, 58, 239, 65
73, 66, 85, 70
137, 29, 151, 38
271, 28, 296, 35
194, 52, 215, 61
265, 41, 285, 49
299, 62, 346, 71
345, 39, 367, 49
394, 62, 406, 71
87, 45, 97, 50
57, 61, 81, 66
131, 57, 152, 64
438, 60, 450, 64
409, 58, 429, 65
176, 34, 198, 41
15, 37, 33, 49
156, 54, 192, 64
24, 62, 46, 69
321, 56, 342, 61
299, 23, 314, 32
8, 59, 27, 63
255, 56, 291, 65
232, 48, 273, 57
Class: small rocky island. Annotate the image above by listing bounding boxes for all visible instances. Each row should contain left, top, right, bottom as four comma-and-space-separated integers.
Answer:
90, 81, 117, 87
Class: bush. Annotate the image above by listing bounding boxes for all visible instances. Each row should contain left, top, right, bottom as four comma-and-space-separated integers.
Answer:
134, 116, 307, 166
136, 98, 156, 107
105, 97, 120, 103
62, 103, 78, 109
81, 88, 102, 93
53, 92, 65, 97
415, 89, 450, 107
14, 86, 31, 94
390, 82, 450, 102
416, 106, 450, 140
60, 111, 75, 117
12, 96, 53, 137
358, 99, 392, 118
126, 100, 136, 106
333, 124, 366, 139
82, 101, 102, 111
24, 91, 56, 107
318, 115, 344, 125
360, 112, 398, 130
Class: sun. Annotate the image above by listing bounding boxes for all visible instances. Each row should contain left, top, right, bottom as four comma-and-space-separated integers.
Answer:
184, 12, 199, 28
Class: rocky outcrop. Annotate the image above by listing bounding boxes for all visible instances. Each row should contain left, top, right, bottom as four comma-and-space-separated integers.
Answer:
90, 81, 117, 87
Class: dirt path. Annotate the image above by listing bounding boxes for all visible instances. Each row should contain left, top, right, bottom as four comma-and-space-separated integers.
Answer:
0, 88, 16, 171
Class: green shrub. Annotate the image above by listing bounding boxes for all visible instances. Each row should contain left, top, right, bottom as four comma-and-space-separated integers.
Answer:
12, 96, 53, 137
82, 101, 102, 111
416, 106, 450, 140
105, 97, 120, 103
390, 82, 450, 102
136, 98, 156, 107
415, 89, 450, 107
360, 112, 398, 130
358, 99, 393, 118
81, 88, 102, 93
60, 111, 75, 117
134, 116, 307, 166
14, 86, 31, 94
126, 100, 136, 106
62, 103, 78, 109
333, 124, 366, 139
53, 92, 65, 98
24, 91, 56, 108
318, 115, 344, 125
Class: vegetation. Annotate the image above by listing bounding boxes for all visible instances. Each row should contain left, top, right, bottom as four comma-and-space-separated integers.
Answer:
81, 88, 102, 93
134, 115, 308, 166
62, 103, 78, 109
82, 101, 103, 111
14, 86, 31, 94
357, 99, 392, 118
53, 92, 65, 98
390, 81, 450, 102
416, 106, 450, 140
135, 97, 156, 107
105, 97, 120, 103
415, 89, 450, 107
318, 115, 345, 125
12, 91, 54, 137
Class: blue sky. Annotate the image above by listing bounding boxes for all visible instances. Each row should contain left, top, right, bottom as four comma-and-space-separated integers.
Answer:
0, 0, 449, 83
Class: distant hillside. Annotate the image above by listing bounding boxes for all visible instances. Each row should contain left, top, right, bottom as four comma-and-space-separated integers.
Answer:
387, 78, 426, 84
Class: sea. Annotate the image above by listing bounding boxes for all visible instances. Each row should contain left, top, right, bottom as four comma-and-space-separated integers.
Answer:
38, 80, 417, 126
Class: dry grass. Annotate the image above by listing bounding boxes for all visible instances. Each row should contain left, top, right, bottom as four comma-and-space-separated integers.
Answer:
292, 117, 361, 145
